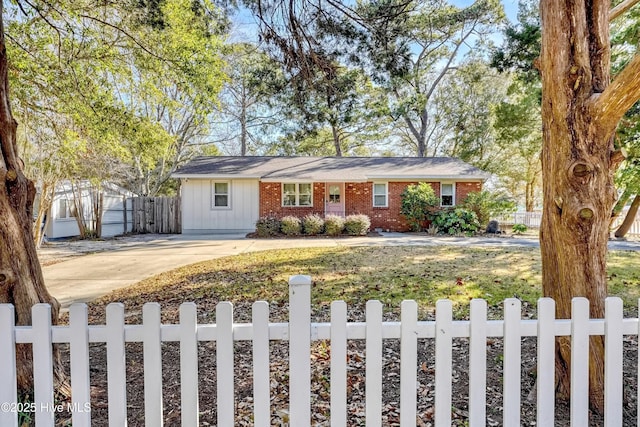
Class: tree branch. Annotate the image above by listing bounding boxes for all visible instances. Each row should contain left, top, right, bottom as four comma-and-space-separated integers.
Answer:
610, 0, 640, 21
591, 53, 640, 137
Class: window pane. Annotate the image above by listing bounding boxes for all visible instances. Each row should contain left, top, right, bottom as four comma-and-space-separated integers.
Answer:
283, 184, 296, 194
215, 182, 228, 194
374, 195, 386, 206
373, 183, 386, 195
214, 195, 228, 207
283, 194, 296, 206
442, 195, 453, 206
299, 183, 311, 195
58, 200, 67, 219
299, 195, 312, 206
441, 184, 453, 195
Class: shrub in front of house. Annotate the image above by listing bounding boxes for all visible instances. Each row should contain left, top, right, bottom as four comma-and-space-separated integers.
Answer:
344, 214, 371, 236
400, 182, 439, 231
280, 216, 302, 236
255, 217, 280, 237
324, 215, 345, 236
461, 190, 516, 227
432, 208, 480, 235
302, 214, 324, 235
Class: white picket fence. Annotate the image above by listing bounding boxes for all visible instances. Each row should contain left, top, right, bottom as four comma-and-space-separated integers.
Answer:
0, 276, 637, 426
497, 209, 640, 235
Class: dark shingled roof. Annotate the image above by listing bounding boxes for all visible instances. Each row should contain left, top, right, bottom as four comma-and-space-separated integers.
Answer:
173, 156, 489, 181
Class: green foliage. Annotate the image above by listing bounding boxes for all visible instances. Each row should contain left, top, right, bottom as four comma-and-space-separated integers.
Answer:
8, 0, 228, 196
302, 214, 324, 235
280, 216, 302, 236
490, 0, 541, 84
255, 217, 280, 237
400, 183, 439, 231
324, 215, 345, 236
432, 208, 481, 235
461, 190, 516, 226
512, 223, 528, 234
344, 215, 371, 236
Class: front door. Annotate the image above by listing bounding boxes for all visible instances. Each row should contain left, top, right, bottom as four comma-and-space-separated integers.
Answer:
325, 183, 344, 216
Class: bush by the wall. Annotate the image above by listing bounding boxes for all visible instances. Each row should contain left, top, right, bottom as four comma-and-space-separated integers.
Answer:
255, 217, 280, 237
400, 182, 439, 231
302, 214, 324, 235
512, 223, 528, 234
461, 190, 516, 227
324, 215, 345, 236
432, 208, 480, 235
344, 214, 371, 236
280, 216, 302, 236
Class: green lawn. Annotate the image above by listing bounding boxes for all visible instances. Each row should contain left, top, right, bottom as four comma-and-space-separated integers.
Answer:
92, 246, 640, 319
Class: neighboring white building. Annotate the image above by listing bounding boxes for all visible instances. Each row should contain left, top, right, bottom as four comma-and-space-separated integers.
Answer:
43, 181, 135, 239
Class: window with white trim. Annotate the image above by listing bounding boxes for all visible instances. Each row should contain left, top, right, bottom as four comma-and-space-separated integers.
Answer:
211, 181, 230, 208
373, 182, 388, 207
441, 183, 455, 206
282, 183, 312, 206
56, 198, 76, 219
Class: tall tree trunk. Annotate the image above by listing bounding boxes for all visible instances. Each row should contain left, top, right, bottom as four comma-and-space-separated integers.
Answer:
330, 123, 342, 157
539, 0, 640, 413
0, 7, 63, 392
609, 187, 632, 228
240, 94, 247, 156
614, 194, 639, 237
33, 180, 55, 248
525, 181, 534, 212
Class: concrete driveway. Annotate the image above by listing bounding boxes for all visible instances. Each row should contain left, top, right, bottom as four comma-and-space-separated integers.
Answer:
41, 233, 640, 308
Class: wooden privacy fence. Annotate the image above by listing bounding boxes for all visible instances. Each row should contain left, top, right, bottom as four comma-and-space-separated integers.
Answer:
0, 276, 636, 427
131, 196, 181, 234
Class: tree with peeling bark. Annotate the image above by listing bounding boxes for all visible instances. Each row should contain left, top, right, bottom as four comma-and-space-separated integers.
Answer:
0, 3, 63, 392
539, 0, 640, 412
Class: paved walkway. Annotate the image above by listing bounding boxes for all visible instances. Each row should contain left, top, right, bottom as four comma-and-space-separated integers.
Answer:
41, 233, 640, 308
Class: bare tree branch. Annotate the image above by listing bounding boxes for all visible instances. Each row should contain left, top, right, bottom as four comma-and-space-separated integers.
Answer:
591, 53, 640, 137
610, 0, 640, 21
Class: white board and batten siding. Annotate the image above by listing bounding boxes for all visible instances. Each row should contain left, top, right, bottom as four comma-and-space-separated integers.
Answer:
180, 178, 259, 234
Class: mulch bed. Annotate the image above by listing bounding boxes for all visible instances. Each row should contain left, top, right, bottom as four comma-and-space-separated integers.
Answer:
51, 303, 639, 426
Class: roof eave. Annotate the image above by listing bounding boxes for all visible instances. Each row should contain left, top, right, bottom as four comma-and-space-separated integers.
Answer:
172, 174, 262, 179
366, 175, 489, 181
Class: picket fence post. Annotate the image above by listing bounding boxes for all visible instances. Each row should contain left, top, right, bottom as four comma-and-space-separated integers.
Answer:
179, 303, 199, 427
69, 304, 91, 427
571, 298, 590, 426
32, 304, 54, 427
106, 303, 127, 427
252, 301, 271, 427
503, 298, 522, 426
289, 275, 312, 427
0, 304, 17, 427
537, 298, 556, 427
330, 301, 348, 427
434, 299, 452, 427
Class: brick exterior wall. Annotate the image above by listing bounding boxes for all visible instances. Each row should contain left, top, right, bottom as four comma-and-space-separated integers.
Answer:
259, 182, 326, 218
456, 182, 482, 205
259, 180, 483, 232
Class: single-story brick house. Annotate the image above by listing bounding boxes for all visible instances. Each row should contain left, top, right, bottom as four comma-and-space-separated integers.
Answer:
172, 156, 489, 234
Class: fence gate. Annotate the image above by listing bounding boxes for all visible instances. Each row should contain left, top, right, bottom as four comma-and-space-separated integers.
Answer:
131, 196, 181, 234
